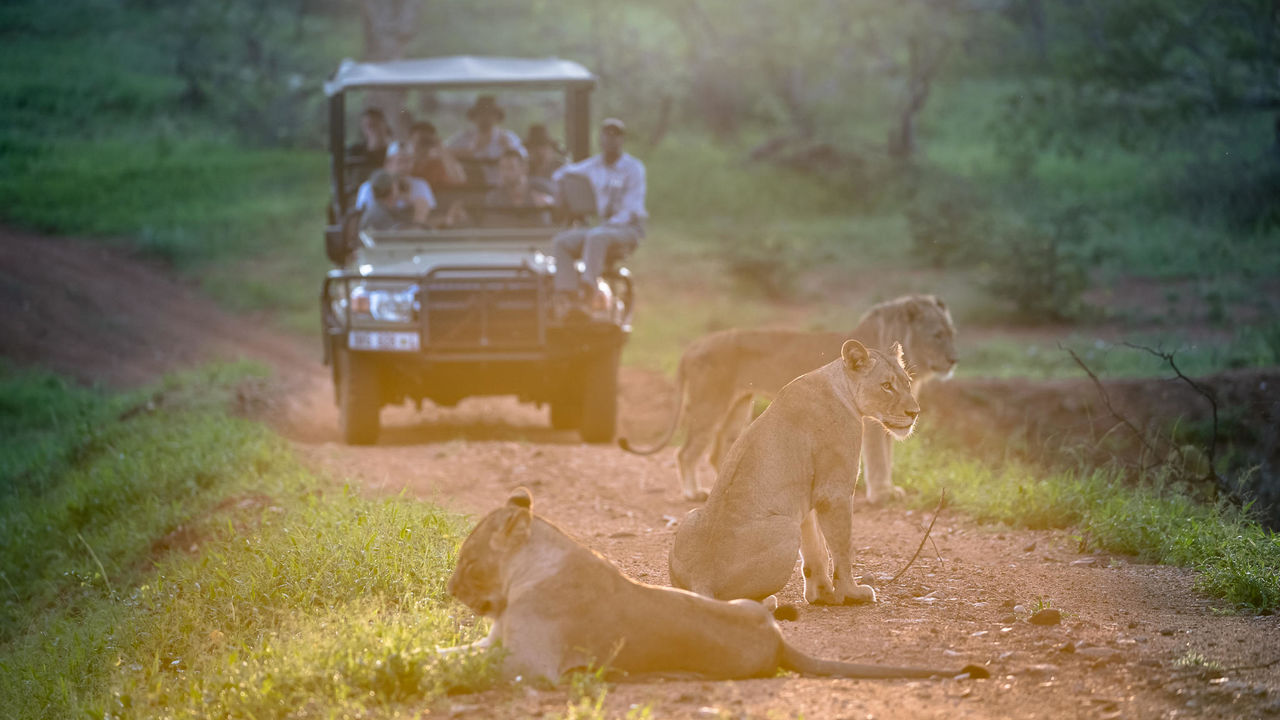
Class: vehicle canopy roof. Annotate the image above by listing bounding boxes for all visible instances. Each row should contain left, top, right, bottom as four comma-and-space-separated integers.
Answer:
324, 55, 596, 95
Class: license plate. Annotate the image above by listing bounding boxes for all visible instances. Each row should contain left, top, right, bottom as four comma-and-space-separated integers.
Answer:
348, 330, 420, 352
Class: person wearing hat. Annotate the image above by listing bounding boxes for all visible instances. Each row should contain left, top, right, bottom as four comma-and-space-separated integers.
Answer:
550, 118, 647, 317
446, 95, 526, 184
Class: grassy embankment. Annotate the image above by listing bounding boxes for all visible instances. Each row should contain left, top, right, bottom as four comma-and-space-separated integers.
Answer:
0, 363, 496, 719
895, 428, 1280, 612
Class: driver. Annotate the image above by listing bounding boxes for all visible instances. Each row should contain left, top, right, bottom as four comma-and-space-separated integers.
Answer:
445, 95, 526, 184
550, 118, 646, 316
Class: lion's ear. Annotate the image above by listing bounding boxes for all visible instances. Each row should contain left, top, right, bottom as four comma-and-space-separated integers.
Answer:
841, 339, 872, 372
890, 341, 906, 369
490, 506, 532, 551
932, 295, 947, 313
507, 487, 532, 509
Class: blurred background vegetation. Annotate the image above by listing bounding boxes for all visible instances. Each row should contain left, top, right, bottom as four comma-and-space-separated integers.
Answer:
2, 0, 1278, 375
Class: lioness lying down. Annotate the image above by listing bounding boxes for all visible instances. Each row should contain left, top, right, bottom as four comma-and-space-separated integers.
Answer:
621, 294, 956, 502
443, 488, 988, 682
670, 339, 916, 604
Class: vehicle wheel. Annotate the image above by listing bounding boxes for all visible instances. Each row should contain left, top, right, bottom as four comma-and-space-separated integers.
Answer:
549, 397, 581, 430
337, 348, 381, 445
578, 345, 619, 444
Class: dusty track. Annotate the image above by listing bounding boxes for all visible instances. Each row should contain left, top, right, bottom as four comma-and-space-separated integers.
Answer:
3, 227, 1278, 719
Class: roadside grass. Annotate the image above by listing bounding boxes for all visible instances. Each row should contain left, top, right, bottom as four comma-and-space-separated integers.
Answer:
895, 431, 1280, 613
0, 363, 495, 719
956, 323, 1280, 380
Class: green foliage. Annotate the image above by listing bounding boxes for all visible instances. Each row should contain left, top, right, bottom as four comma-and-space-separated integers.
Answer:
981, 207, 1092, 322
722, 231, 801, 301
0, 366, 494, 719
957, 326, 1280, 380
897, 435, 1280, 613
906, 182, 992, 269
0, 363, 123, 499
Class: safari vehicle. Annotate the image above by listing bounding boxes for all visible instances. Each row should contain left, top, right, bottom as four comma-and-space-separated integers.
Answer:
320, 56, 633, 445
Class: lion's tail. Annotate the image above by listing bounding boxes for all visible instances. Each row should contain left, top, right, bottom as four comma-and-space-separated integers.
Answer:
617, 359, 686, 455
780, 642, 989, 680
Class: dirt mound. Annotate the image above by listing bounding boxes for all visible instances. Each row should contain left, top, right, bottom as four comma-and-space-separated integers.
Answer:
0, 227, 316, 387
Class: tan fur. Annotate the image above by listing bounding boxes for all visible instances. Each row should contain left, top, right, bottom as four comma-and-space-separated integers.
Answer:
442, 488, 988, 683
669, 340, 918, 604
621, 294, 956, 502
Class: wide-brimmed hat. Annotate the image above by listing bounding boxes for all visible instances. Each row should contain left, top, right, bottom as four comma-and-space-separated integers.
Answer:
466, 95, 505, 122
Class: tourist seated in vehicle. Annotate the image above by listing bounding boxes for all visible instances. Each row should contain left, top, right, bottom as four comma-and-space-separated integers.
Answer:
484, 149, 554, 227
525, 124, 565, 193
346, 107, 392, 186
410, 123, 467, 190
358, 170, 414, 232
355, 142, 436, 225
446, 95, 526, 185
550, 118, 646, 315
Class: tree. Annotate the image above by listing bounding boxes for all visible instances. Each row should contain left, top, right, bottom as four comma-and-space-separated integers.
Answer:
359, 0, 421, 137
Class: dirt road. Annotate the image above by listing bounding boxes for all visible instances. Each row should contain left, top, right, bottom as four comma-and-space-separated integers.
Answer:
4, 227, 1278, 719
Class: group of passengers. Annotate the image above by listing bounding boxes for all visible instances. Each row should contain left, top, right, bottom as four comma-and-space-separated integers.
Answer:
346, 94, 647, 318
348, 96, 563, 230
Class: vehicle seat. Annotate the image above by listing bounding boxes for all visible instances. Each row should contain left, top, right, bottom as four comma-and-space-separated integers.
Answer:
326, 208, 363, 266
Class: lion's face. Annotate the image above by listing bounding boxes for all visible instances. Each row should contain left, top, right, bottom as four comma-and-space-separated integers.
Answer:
447, 490, 533, 617
842, 340, 920, 440
902, 296, 958, 379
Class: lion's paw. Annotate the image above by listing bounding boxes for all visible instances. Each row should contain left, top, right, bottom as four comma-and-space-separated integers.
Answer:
866, 485, 906, 505
841, 584, 877, 605
804, 577, 840, 605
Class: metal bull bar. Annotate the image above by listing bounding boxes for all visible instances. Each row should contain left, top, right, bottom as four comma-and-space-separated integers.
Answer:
320, 264, 547, 362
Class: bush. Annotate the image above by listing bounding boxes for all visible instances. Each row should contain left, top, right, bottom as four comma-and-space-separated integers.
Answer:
982, 207, 1091, 322
720, 231, 802, 301
905, 184, 992, 269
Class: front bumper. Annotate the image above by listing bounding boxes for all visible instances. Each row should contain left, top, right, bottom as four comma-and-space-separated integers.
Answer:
321, 265, 627, 404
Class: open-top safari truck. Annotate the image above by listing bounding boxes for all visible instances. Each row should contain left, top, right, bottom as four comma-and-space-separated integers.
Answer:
320, 56, 632, 445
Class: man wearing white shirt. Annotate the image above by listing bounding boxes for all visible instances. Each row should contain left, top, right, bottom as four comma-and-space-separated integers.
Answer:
550, 118, 646, 310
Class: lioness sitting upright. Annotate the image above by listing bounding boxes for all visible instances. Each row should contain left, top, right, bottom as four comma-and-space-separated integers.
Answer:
621, 294, 955, 502
669, 339, 916, 604
443, 488, 987, 682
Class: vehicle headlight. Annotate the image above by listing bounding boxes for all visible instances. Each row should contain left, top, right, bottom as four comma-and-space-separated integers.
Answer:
350, 284, 417, 323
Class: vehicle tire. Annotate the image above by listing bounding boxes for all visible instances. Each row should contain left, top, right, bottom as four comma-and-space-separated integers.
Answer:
577, 345, 619, 444
337, 348, 381, 445
549, 397, 581, 430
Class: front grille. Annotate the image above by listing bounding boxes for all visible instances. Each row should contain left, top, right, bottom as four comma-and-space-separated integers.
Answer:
421, 276, 543, 350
